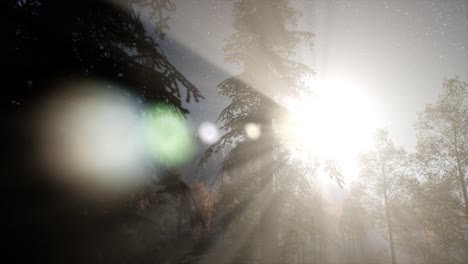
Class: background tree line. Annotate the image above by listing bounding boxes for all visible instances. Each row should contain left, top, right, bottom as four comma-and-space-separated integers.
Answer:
356, 76, 468, 264
194, 1, 468, 263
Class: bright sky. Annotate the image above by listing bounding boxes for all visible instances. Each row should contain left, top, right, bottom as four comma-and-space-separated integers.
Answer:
144, 0, 468, 186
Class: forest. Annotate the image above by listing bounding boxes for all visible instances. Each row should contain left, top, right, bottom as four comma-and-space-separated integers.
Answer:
4, 0, 468, 264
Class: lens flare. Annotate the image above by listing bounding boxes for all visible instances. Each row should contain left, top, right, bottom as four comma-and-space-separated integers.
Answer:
244, 123, 261, 140
36, 82, 149, 193
198, 121, 219, 144
35, 81, 198, 198
143, 104, 195, 166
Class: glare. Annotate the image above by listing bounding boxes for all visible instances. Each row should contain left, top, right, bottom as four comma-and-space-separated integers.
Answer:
285, 79, 381, 181
37, 84, 149, 192
198, 121, 220, 144
36, 82, 198, 196
245, 123, 261, 140
144, 104, 196, 166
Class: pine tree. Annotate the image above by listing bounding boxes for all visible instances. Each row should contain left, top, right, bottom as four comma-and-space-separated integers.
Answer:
5, 0, 203, 113
199, 1, 315, 263
5, 1, 203, 262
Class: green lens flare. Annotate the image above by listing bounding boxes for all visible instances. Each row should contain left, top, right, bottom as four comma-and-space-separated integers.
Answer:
143, 104, 195, 166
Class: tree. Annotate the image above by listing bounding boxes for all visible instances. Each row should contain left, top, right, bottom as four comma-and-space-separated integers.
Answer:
415, 77, 468, 227
359, 129, 407, 264
339, 186, 368, 264
5, 1, 204, 262
413, 77, 468, 260
199, 1, 315, 263
399, 168, 466, 263
5, 0, 202, 114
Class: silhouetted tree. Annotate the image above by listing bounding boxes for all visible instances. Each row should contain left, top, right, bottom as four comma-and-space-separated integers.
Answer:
199, 0, 315, 263
5, 0, 202, 113
5, 1, 203, 263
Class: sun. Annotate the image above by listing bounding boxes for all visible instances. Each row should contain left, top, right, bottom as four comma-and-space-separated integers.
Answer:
282, 79, 380, 181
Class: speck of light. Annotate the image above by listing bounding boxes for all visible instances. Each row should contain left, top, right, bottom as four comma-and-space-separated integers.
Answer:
198, 121, 219, 144
245, 123, 261, 140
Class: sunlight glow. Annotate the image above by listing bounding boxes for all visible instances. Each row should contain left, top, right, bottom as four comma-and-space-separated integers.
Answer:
37, 85, 149, 192
36, 83, 198, 196
284, 79, 381, 181
198, 121, 220, 144
245, 123, 261, 140
144, 104, 195, 166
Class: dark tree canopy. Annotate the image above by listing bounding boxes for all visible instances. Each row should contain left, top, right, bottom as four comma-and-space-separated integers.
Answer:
5, 0, 203, 114
4, 1, 204, 263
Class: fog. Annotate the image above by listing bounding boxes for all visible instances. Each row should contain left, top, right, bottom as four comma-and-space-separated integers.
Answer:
5, 1, 468, 263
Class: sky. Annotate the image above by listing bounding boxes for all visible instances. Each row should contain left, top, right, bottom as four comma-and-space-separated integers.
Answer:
298, 0, 468, 149
144, 0, 468, 185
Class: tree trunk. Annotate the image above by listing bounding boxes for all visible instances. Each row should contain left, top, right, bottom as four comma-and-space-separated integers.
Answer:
440, 222, 449, 260
384, 191, 397, 264
259, 116, 278, 264
359, 235, 365, 263
456, 156, 468, 226
451, 126, 468, 226
453, 127, 468, 258
423, 224, 433, 264
312, 234, 317, 264
382, 163, 397, 264
260, 176, 276, 264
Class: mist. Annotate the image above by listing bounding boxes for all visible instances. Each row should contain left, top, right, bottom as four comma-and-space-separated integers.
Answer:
4, 1, 468, 263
